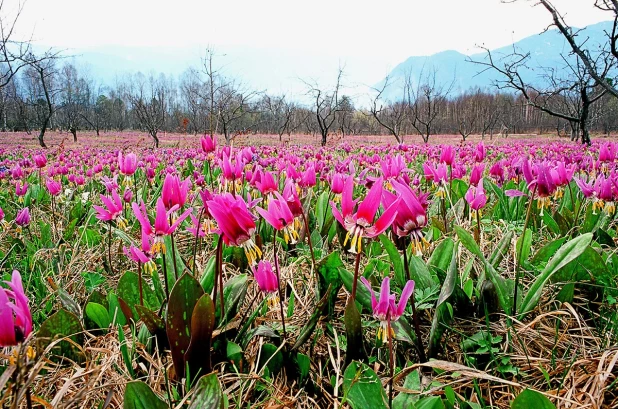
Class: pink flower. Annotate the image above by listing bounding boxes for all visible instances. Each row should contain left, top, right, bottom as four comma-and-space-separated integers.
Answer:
465, 179, 487, 211
123, 188, 133, 203
93, 190, 124, 224
207, 193, 262, 265
132, 198, 192, 254
0, 271, 32, 346
439, 145, 455, 166
201, 134, 217, 154
118, 152, 138, 176
383, 180, 428, 251
331, 176, 399, 254
252, 260, 278, 294
330, 173, 345, 194
255, 171, 278, 195
45, 178, 62, 196
256, 192, 299, 243
360, 276, 414, 342
469, 163, 485, 187
300, 165, 316, 188
474, 142, 486, 162
33, 154, 47, 168
15, 208, 30, 227
15, 182, 28, 197
162, 174, 191, 210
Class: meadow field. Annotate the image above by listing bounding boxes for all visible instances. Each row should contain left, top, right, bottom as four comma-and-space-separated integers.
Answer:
0, 131, 616, 408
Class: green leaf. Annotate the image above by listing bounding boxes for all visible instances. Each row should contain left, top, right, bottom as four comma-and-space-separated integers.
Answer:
123, 381, 167, 409
226, 341, 243, 368
108, 292, 127, 326
296, 353, 311, 383
428, 242, 458, 358
185, 294, 216, 378
530, 238, 567, 268
343, 361, 389, 409
416, 397, 446, 409
199, 256, 217, 294
85, 302, 110, 329
259, 343, 284, 375
511, 389, 555, 409
344, 297, 365, 367
427, 238, 455, 282
392, 370, 421, 409
166, 273, 205, 379
36, 309, 84, 362
519, 233, 593, 316
379, 235, 404, 286
220, 274, 248, 323
117, 271, 159, 319
317, 251, 343, 313
188, 373, 224, 409
455, 226, 512, 315
293, 284, 332, 351
542, 212, 560, 235
516, 229, 532, 266
339, 268, 372, 311
408, 254, 436, 290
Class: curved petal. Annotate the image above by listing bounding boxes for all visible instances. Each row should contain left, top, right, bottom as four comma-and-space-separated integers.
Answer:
359, 277, 378, 311
356, 178, 383, 223
395, 280, 415, 319
366, 198, 399, 238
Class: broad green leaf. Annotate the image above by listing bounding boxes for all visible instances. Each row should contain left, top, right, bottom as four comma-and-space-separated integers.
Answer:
428, 242, 458, 358
185, 294, 216, 378
296, 353, 311, 383
511, 389, 555, 409
36, 309, 84, 362
259, 343, 284, 375
344, 296, 365, 367
455, 226, 512, 315
187, 373, 224, 409
117, 271, 159, 319
339, 268, 372, 311
123, 381, 167, 409
519, 233, 593, 316
530, 237, 567, 268
85, 302, 110, 329
427, 238, 455, 282
220, 274, 248, 323
516, 229, 532, 266
293, 285, 332, 351
379, 234, 404, 286
343, 361, 389, 409
408, 254, 436, 290
166, 273, 205, 379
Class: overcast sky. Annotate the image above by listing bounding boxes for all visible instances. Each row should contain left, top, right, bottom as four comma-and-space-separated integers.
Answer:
7, 0, 612, 95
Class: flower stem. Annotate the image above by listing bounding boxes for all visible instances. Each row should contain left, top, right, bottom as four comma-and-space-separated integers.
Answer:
273, 230, 287, 340
192, 209, 204, 274
513, 184, 537, 317
161, 252, 170, 302
301, 210, 317, 282
351, 250, 362, 300
388, 314, 394, 409
108, 223, 113, 275
138, 262, 144, 306
169, 215, 179, 280
213, 236, 224, 321
273, 231, 287, 339
403, 245, 427, 363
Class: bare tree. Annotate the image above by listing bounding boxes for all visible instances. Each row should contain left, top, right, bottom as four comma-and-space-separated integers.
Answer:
22, 54, 59, 148
304, 67, 344, 146
126, 73, 168, 147
525, 0, 618, 98
215, 80, 257, 145
472, 44, 610, 144
369, 75, 409, 144
408, 67, 453, 143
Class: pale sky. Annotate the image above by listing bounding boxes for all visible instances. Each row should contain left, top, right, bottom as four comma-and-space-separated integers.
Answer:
6, 0, 612, 95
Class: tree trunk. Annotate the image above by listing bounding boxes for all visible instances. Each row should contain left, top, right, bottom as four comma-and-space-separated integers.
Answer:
321, 132, 327, 147
150, 130, 160, 148
70, 127, 77, 142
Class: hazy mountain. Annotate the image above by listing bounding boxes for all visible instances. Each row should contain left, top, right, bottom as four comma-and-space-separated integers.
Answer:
377, 20, 614, 101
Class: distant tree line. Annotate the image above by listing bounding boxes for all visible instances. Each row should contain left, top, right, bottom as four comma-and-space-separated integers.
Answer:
2, 1, 618, 147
